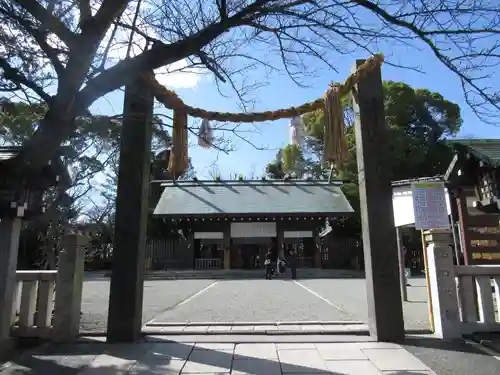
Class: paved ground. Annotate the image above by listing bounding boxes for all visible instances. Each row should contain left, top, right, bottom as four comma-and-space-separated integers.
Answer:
81, 275, 213, 332
0, 336, 441, 374
3, 334, 500, 375
81, 276, 430, 333
403, 336, 500, 375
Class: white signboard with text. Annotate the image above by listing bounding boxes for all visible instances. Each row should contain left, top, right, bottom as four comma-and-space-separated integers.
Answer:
411, 182, 450, 230
230, 222, 277, 238
194, 232, 223, 239
284, 231, 313, 238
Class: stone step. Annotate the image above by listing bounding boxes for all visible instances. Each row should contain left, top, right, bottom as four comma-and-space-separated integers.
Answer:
142, 321, 370, 335
136, 269, 365, 280
102, 269, 365, 280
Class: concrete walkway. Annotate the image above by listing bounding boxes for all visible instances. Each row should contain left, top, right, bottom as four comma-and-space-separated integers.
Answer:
0, 335, 453, 375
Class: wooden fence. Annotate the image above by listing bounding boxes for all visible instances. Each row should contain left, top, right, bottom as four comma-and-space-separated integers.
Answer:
195, 258, 222, 270
145, 237, 190, 270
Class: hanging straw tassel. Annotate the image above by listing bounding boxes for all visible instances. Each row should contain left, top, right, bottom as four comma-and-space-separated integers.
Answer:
197, 118, 213, 148
168, 109, 189, 177
323, 84, 348, 167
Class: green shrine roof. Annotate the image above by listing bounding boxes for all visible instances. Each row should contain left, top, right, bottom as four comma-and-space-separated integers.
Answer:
446, 139, 500, 168
153, 180, 354, 217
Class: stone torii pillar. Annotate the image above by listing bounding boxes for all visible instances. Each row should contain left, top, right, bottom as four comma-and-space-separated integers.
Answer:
0, 212, 23, 347
107, 77, 154, 342
0, 201, 28, 360
351, 59, 405, 342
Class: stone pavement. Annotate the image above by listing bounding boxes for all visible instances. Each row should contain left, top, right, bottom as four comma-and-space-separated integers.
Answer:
142, 322, 380, 335
0, 336, 437, 375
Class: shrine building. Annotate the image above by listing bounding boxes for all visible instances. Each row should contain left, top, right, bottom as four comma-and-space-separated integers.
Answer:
149, 179, 354, 270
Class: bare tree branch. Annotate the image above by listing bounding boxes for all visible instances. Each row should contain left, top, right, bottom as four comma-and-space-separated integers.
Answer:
0, 57, 53, 101
13, 0, 77, 47
0, 0, 498, 178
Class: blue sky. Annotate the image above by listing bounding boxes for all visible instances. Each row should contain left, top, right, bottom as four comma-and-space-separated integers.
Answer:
90, 38, 499, 180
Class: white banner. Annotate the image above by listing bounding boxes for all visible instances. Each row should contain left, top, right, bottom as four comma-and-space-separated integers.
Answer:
284, 231, 313, 238
230, 222, 276, 238
194, 232, 223, 239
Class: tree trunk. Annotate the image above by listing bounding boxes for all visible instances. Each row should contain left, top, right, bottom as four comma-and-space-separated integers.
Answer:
5, 107, 78, 177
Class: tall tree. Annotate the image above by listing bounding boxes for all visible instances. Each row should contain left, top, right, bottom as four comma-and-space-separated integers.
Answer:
0, 101, 120, 267
0, 100, 195, 267
0, 0, 497, 186
301, 81, 461, 181
266, 81, 462, 235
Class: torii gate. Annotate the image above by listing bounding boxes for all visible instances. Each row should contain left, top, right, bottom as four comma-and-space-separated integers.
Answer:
105, 55, 405, 343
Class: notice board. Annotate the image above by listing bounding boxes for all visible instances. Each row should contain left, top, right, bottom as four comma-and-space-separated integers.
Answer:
411, 182, 450, 230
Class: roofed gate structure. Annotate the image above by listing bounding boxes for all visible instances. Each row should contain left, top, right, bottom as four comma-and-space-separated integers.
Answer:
152, 179, 354, 270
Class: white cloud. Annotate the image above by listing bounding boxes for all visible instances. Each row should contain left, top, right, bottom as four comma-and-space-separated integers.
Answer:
154, 60, 205, 89
98, 1, 207, 89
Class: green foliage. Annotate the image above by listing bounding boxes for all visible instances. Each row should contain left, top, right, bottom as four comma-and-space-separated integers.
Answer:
282, 144, 305, 172
1, 101, 196, 268
383, 81, 461, 180
266, 81, 462, 236
0, 102, 45, 145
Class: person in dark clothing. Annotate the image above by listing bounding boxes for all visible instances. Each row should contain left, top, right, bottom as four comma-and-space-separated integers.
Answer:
264, 249, 273, 279
288, 249, 297, 279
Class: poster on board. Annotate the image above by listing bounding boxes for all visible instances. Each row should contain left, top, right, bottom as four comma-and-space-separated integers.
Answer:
411, 182, 450, 230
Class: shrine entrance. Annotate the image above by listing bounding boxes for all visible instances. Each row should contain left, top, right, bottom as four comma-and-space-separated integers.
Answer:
231, 237, 272, 270
106, 55, 405, 343
236, 243, 263, 269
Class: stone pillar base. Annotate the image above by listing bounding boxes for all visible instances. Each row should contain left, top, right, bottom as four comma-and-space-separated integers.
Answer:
0, 218, 22, 342
424, 229, 461, 340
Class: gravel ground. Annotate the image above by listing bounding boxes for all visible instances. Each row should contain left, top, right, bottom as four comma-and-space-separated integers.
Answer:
298, 277, 430, 330
151, 279, 354, 323
81, 275, 430, 332
403, 336, 500, 375
80, 277, 214, 332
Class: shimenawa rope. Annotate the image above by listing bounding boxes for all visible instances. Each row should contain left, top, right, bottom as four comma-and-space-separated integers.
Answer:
143, 54, 384, 175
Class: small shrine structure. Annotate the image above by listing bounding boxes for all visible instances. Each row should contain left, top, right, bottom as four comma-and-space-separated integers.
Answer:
444, 139, 500, 264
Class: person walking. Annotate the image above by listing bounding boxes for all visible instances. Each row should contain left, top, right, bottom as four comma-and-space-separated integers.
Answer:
264, 249, 273, 280
288, 248, 297, 279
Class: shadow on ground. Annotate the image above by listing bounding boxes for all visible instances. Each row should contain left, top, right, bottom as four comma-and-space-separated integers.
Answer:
3, 335, 499, 375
